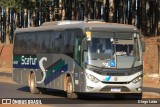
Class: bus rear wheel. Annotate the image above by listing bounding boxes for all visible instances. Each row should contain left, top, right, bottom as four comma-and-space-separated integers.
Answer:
66, 77, 78, 99
30, 73, 40, 94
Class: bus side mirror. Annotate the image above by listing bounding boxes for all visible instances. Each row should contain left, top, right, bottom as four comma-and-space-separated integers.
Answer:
142, 40, 145, 52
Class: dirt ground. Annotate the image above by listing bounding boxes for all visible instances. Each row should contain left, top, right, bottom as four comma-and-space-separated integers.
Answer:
0, 44, 13, 72
143, 74, 160, 88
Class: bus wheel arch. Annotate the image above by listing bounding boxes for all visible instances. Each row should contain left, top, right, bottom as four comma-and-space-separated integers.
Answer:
28, 71, 34, 87
65, 74, 78, 99
29, 71, 40, 94
64, 74, 70, 91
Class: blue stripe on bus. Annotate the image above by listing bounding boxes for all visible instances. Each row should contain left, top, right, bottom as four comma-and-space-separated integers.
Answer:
13, 64, 39, 69
104, 76, 111, 81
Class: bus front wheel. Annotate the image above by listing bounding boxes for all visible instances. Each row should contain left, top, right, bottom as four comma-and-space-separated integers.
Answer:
30, 73, 40, 94
66, 77, 78, 99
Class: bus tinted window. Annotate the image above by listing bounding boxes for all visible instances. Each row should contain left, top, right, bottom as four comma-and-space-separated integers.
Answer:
14, 35, 20, 54
43, 31, 52, 53
26, 34, 34, 54
35, 32, 43, 53
14, 29, 82, 55
18, 34, 24, 54
63, 30, 75, 57
54, 31, 63, 53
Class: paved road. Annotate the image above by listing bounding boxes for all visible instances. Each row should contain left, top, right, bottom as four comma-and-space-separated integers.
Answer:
0, 72, 159, 106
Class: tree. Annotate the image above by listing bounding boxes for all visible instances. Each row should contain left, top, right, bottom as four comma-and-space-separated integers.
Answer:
0, 0, 160, 44
141, 0, 147, 36
0, 0, 28, 43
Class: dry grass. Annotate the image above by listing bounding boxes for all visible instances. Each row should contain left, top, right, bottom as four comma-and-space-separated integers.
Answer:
0, 44, 13, 72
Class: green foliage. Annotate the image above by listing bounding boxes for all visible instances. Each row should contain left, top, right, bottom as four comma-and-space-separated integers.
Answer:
0, 0, 8, 7
96, 0, 103, 3
0, 0, 22, 12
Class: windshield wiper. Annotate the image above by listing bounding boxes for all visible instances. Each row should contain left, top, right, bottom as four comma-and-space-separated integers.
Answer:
99, 64, 105, 72
99, 59, 115, 71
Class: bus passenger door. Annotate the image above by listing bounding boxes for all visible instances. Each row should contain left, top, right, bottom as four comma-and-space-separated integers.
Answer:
74, 36, 83, 92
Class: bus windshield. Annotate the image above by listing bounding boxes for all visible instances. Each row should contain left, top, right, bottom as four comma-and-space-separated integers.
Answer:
84, 32, 142, 69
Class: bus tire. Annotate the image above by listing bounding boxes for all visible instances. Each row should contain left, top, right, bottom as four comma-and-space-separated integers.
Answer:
66, 77, 78, 99
30, 73, 40, 94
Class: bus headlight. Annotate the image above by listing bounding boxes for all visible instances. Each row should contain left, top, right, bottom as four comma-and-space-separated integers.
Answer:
86, 73, 100, 83
132, 75, 142, 83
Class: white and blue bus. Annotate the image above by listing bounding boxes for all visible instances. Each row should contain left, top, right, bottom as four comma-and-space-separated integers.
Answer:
13, 21, 145, 99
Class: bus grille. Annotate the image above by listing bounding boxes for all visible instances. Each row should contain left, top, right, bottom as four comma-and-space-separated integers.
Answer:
100, 86, 130, 92
101, 81, 131, 84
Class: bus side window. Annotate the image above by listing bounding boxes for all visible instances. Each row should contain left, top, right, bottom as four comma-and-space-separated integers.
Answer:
42, 31, 52, 53
18, 35, 23, 54
51, 31, 55, 53
36, 32, 43, 53
74, 36, 82, 64
63, 30, 74, 57
34, 33, 38, 53
14, 35, 20, 54
54, 31, 63, 53
26, 34, 34, 54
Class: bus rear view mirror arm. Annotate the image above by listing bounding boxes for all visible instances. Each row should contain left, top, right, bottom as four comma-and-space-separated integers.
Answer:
82, 38, 88, 51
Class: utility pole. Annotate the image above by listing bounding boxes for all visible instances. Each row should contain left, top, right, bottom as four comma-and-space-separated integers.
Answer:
84, 0, 88, 21
158, 38, 160, 82
103, 0, 106, 21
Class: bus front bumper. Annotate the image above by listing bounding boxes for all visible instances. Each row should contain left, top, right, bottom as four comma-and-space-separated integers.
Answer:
84, 78, 142, 94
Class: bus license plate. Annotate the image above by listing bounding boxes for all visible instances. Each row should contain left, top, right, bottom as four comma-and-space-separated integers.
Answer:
111, 88, 121, 92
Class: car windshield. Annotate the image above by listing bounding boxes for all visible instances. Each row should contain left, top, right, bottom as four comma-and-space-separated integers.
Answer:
84, 32, 142, 69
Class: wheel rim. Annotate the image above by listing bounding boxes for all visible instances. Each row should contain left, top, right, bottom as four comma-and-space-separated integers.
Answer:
30, 76, 34, 90
67, 82, 72, 96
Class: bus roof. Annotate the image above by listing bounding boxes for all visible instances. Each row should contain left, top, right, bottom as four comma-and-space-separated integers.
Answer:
14, 20, 139, 34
